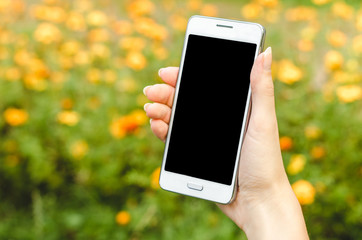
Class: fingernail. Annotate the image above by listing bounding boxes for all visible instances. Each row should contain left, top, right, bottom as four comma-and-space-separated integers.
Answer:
263, 47, 272, 69
144, 103, 151, 111
150, 119, 153, 124
143, 86, 150, 95
158, 68, 164, 77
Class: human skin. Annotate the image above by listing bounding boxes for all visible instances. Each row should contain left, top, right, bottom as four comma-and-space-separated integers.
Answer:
143, 47, 309, 240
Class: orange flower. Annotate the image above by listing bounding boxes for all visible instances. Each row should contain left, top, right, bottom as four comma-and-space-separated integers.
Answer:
292, 180, 316, 205
287, 154, 306, 175
116, 211, 130, 225
57, 111, 80, 126
134, 17, 168, 41
324, 50, 343, 71
327, 30, 347, 48
297, 39, 314, 52
110, 110, 147, 139
119, 37, 146, 51
285, 7, 317, 22
127, 0, 155, 18
356, 12, 362, 31
31, 5, 67, 23
112, 20, 133, 35
187, 0, 202, 11
60, 41, 81, 56
241, 3, 263, 20
257, 0, 278, 8
88, 28, 110, 42
310, 146, 326, 159
3, 108, 28, 126
61, 98, 74, 110
277, 60, 303, 84
125, 51, 147, 71
151, 167, 161, 189
280, 136, 293, 151
70, 140, 89, 160
336, 85, 362, 103
200, 4, 218, 17
34, 22, 62, 44
312, 0, 330, 5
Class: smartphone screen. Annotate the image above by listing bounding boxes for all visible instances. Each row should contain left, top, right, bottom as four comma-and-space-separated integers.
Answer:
165, 34, 257, 185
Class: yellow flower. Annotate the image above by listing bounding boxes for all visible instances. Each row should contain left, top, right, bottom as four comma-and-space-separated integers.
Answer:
57, 111, 80, 126
287, 154, 307, 175
153, 46, 169, 60
312, 0, 330, 5
151, 167, 161, 189
285, 7, 317, 22
327, 30, 347, 48
305, 125, 322, 139
3, 108, 28, 126
277, 60, 303, 84
117, 78, 137, 93
31, 5, 67, 23
0, 46, 9, 60
24, 74, 47, 91
279, 136, 293, 151
125, 51, 147, 71
60, 41, 81, 56
292, 180, 316, 205
4, 67, 21, 81
66, 11, 86, 31
352, 35, 362, 54
34, 22, 62, 44
336, 85, 362, 103
104, 69, 117, 84
310, 146, 326, 159
297, 39, 314, 52
200, 4, 218, 17
119, 37, 146, 51
356, 12, 362, 31
86, 10, 108, 27
90, 44, 110, 59
70, 140, 89, 160
331, 1, 354, 20
86, 68, 101, 84
74, 51, 90, 65
324, 50, 343, 71
127, 0, 155, 18
241, 3, 263, 20
116, 211, 131, 225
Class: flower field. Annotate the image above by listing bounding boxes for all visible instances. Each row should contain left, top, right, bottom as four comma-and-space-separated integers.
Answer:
0, 0, 361, 239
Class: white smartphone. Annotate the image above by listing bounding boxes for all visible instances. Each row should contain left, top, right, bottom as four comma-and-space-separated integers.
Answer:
159, 16, 266, 204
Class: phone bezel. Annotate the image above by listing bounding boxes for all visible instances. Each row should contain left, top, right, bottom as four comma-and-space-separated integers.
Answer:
159, 15, 265, 204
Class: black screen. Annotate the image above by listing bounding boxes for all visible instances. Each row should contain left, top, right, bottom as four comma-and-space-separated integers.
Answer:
165, 34, 256, 185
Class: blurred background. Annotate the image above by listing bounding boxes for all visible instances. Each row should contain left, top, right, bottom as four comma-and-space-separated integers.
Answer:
0, 0, 361, 239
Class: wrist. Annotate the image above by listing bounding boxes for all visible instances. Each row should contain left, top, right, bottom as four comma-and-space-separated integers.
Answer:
233, 176, 309, 240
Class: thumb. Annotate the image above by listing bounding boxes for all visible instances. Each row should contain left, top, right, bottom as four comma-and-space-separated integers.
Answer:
249, 47, 276, 127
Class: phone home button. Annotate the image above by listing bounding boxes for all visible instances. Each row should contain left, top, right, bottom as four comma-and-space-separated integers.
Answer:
187, 182, 203, 191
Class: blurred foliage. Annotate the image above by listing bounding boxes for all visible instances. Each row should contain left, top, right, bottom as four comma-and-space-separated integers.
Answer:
0, 0, 361, 239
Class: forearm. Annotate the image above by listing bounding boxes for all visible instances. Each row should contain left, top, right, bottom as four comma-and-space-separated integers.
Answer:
231, 179, 309, 240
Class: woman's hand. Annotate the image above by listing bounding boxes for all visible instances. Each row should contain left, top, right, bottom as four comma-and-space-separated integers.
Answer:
143, 47, 309, 240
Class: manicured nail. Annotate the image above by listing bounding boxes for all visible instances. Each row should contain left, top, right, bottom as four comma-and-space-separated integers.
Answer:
263, 47, 272, 69
144, 103, 151, 111
158, 68, 164, 77
143, 86, 150, 95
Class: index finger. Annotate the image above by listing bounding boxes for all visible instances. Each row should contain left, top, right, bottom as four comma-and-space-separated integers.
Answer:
159, 67, 179, 87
